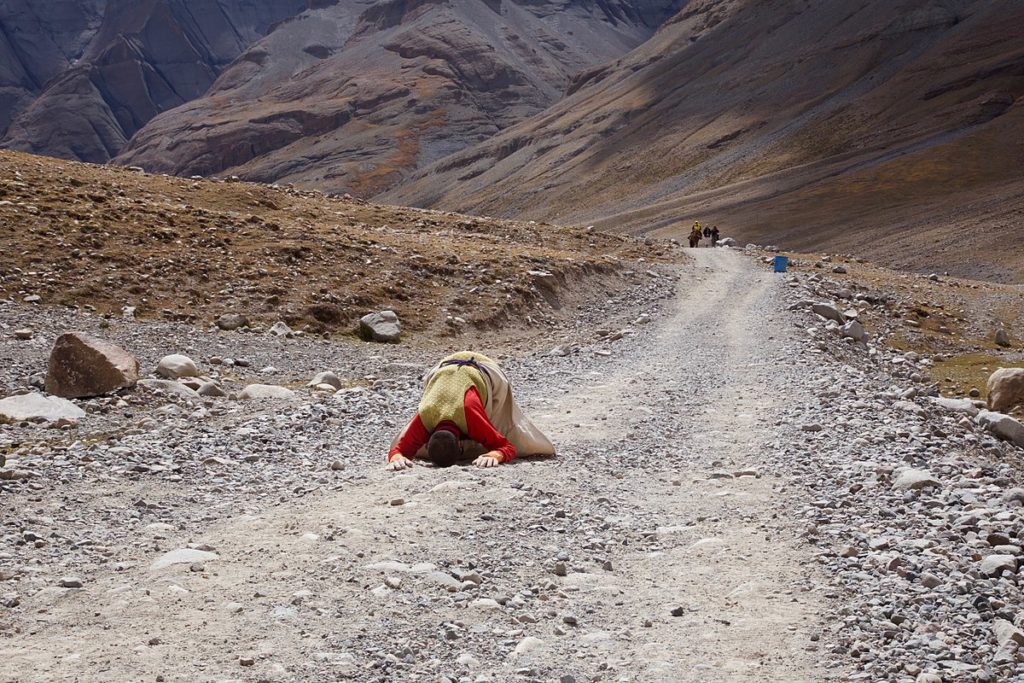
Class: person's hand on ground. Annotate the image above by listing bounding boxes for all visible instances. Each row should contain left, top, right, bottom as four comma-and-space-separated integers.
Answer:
387, 455, 414, 471
473, 452, 503, 468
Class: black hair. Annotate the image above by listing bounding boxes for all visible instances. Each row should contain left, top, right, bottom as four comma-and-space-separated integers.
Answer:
427, 430, 460, 468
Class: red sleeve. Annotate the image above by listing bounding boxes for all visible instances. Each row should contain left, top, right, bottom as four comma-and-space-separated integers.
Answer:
389, 413, 429, 461
464, 387, 517, 462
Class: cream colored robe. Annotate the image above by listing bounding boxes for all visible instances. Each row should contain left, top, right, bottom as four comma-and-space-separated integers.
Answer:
392, 354, 556, 459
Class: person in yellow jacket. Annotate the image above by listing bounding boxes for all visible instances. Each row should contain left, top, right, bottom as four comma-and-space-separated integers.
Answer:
387, 352, 555, 470
689, 222, 703, 248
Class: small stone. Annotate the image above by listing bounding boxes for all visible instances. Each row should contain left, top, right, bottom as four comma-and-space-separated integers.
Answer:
562, 614, 578, 625
893, 468, 941, 491
920, 573, 942, 589
269, 321, 293, 337
237, 384, 296, 400
239, 656, 255, 667
390, 498, 405, 507
59, 576, 84, 588
330, 460, 345, 471
359, 311, 401, 343
308, 371, 343, 390
553, 562, 567, 577
670, 607, 685, 617
801, 423, 823, 432
155, 354, 199, 379
980, 554, 1017, 577
13, 328, 32, 340
216, 313, 249, 331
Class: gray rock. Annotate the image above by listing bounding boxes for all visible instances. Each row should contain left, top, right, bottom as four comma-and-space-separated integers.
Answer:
197, 381, 227, 398
138, 379, 200, 399
929, 396, 980, 417
0, 393, 86, 423
269, 321, 293, 337
151, 548, 219, 571
156, 354, 199, 379
45, 332, 140, 398
893, 468, 941, 491
811, 303, 845, 324
976, 410, 1024, 448
13, 328, 33, 340
308, 371, 342, 390
995, 327, 1011, 347
216, 313, 249, 331
359, 311, 401, 343
979, 554, 1017, 577
841, 320, 868, 343
237, 384, 296, 400
987, 368, 1024, 413
717, 237, 737, 247
59, 576, 84, 588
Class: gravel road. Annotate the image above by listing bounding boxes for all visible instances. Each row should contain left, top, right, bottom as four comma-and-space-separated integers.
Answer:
14, 248, 1024, 683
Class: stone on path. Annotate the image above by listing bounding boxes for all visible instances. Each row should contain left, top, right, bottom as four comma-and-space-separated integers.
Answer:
359, 310, 401, 343
151, 548, 219, 570
995, 327, 1011, 348
238, 384, 296, 400
980, 554, 1017, 577
59, 576, 84, 588
893, 468, 941, 491
45, 332, 140, 398
0, 393, 86, 423
156, 354, 199, 379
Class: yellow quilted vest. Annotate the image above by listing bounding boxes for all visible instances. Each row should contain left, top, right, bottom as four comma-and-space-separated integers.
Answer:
418, 352, 493, 433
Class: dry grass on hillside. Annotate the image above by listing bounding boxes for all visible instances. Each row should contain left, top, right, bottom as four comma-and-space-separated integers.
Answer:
0, 151, 680, 346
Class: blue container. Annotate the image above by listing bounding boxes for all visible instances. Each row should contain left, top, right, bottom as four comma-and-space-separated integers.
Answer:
773, 255, 789, 273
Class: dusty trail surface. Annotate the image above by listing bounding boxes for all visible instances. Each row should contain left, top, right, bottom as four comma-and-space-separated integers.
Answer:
1, 250, 827, 682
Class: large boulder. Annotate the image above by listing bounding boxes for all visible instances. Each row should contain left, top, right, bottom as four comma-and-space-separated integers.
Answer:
156, 354, 200, 379
360, 311, 401, 343
977, 410, 1024, 448
45, 332, 140, 398
987, 368, 1024, 412
0, 393, 86, 423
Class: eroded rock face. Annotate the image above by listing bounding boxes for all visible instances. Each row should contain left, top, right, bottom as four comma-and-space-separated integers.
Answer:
45, 332, 140, 398
1, 0, 308, 162
0, 0, 105, 133
113, 0, 684, 193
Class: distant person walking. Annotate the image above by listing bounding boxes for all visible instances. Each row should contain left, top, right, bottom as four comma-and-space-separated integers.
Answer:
710, 225, 721, 246
702, 225, 711, 245
689, 222, 703, 248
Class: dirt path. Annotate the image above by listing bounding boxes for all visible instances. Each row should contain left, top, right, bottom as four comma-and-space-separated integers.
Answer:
1, 249, 826, 682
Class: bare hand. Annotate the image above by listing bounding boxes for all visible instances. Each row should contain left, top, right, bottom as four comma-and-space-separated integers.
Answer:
387, 455, 414, 471
473, 453, 503, 468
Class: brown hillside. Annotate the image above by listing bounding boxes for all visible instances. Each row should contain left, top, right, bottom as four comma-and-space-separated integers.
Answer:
385, 0, 1024, 282
0, 150, 679, 346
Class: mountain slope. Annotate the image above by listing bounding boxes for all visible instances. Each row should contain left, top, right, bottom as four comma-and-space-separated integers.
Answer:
112, 0, 685, 195
0, 0, 308, 163
0, 0, 105, 132
385, 0, 1024, 280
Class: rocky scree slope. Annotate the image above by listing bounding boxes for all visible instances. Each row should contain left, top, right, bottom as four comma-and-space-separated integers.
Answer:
386, 0, 1024, 282
0, 149, 681, 346
112, 0, 686, 195
0, 0, 309, 163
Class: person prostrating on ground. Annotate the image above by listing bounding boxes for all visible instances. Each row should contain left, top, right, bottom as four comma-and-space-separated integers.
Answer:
387, 352, 554, 470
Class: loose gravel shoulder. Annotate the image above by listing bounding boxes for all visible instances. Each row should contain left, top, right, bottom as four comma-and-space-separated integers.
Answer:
2, 248, 1024, 683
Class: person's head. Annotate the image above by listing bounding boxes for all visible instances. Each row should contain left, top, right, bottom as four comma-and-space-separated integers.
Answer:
427, 429, 460, 467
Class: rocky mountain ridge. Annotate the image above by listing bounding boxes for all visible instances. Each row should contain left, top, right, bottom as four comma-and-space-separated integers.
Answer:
386, 0, 1024, 281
